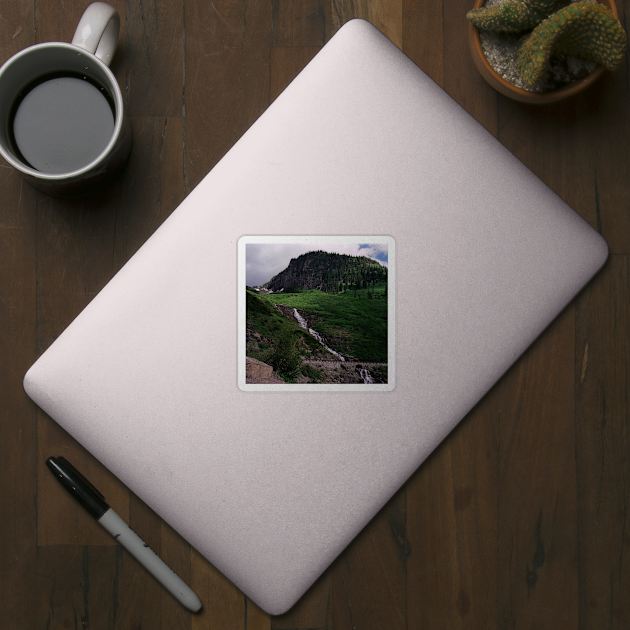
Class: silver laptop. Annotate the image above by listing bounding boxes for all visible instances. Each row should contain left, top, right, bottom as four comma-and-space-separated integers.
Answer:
23, 19, 608, 614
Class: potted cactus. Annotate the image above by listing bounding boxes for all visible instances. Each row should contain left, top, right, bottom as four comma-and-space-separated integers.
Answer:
467, 0, 627, 102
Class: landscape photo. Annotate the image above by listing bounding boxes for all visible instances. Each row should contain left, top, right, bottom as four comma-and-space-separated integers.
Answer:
239, 237, 394, 390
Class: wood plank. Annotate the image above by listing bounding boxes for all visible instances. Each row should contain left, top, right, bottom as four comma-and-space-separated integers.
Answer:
271, 573, 332, 629
443, 0, 497, 132
247, 598, 272, 630
159, 117, 187, 221
491, 39, 628, 628
330, 485, 407, 630
496, 97, 598, 222
270, 47, 321, 103
184, 0, 272, 192
0, 136, 38, 630
190, 548, 247, 630
402, 0, 444, 88
331, 0, 402, 48
582, 72, 630, 254
575, 256, 630, 629
497, 305, 578, 628
36, 545, 118, 630
112, 116, 185, 271
126, 0, 184, 117
33, 187, 121, 355
36, 0, 123, 45
493, 49, 630, 254
112, 539, 193, 629
407, 390, 499, 629
0, 0, 36, 55
271, 0, 331, 47
492, 80, 617, 630
332, 0, 402, 47
0, 5, 38, 629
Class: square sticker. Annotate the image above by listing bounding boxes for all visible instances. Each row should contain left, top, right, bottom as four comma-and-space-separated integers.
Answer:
238, 236, 395, 391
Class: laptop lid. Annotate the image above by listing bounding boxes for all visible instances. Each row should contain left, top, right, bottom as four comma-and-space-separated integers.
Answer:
23, 19, 608, 614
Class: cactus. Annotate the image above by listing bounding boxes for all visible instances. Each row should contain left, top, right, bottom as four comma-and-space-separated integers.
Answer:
516, 1, 627, 85
467, 0, 568, 33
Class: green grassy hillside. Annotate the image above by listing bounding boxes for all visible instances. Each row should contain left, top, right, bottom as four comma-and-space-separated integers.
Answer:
249, 287, 388, 363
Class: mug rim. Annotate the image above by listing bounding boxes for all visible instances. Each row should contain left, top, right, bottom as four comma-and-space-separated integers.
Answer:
0, 41, 125, 181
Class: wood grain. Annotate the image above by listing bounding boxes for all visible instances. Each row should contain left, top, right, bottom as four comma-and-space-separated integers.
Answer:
111, 116, 185, 269
36, 545, 119, 630
443, 0, 497, 132
407, 390, 498, 629
497, 305, 578, 629
576, 256, 630, 629
0, 154, 38, 630
126, 0, 184, 117
190, 548, 248, 630
184, 0, 271, 191
492, 41, 630, 256
270, 47, 321, 103
332, 0, 402, 48
271, 0, 331, 46
0, 4, 39, 629
331, 486, 408, 630
271, 573, 332, 629
403, 0, 444, 88
583, 72, 630, 254
1, 0, 628, 627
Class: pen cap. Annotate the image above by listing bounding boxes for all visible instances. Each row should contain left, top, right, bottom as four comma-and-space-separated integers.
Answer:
46, 456, 110, 519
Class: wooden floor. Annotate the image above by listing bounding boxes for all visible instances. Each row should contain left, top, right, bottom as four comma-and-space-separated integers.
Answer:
1, 0, 629, 628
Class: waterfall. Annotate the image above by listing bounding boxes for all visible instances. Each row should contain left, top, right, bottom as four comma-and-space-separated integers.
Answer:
293, 308, 345, 361
293, 309, 308, 329
359, 368, 375, 384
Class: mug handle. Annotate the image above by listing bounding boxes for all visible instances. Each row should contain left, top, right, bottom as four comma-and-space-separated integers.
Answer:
71, 2, 120, 67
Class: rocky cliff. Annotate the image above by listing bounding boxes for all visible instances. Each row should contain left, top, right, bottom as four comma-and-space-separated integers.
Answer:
264, 250, 386, 293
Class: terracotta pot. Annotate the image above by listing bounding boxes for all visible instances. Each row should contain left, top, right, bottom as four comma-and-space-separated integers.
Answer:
468, 0, 619, 103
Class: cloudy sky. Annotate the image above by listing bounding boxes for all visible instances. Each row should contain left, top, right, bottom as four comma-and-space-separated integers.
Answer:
246, 242, 388, 287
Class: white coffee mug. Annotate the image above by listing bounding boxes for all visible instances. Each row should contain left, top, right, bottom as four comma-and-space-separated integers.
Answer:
0, 2, 132, 197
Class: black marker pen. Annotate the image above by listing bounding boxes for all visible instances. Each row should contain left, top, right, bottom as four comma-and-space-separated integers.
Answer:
46, 456, 202, 612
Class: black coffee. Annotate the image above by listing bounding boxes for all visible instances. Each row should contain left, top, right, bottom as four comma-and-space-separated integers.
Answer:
10, 73, 115, 174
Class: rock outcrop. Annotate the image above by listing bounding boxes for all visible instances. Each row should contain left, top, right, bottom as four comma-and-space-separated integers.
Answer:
264, 250, 386, 293
246, 357, 273, 379
245, 357, 285, 384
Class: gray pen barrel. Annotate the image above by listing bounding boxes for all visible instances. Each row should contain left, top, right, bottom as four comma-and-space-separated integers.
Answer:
98, 508, 202, 612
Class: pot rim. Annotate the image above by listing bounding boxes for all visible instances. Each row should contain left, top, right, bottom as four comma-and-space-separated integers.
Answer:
468, 0, 618, 103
